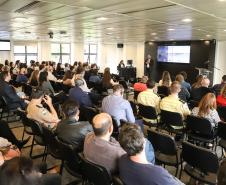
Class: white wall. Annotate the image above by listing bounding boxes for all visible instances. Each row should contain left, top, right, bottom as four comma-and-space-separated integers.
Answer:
214, 41, 226, 84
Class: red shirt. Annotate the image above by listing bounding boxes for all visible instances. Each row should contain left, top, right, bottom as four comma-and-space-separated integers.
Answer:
217, 95, 226, 107
133, 82, 147, 92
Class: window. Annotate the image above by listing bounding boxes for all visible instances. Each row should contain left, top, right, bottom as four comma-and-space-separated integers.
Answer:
51, 43, 70, 64
14, 45, 38, 63
84, 44, 98, 64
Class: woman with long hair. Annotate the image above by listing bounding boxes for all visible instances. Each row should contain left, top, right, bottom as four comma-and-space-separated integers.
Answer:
191, 93, 221, 127
38, 71, 55, 95
159, 71, 172, 87
62, 70, 74, 86
217, 84, 226, 107
102, 67, 118, 89
192, 75, 204, 89
29, 70, 39, 86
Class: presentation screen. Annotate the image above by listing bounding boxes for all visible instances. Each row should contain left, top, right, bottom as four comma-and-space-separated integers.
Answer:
157, 45, 190, 63
0, 41, 11, 51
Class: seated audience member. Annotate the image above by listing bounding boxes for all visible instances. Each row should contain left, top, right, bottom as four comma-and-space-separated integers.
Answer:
16, 67, 28, 83
213, 75, 226, 96
180, 71, 191, 91
218, 159, 226, 185
73, 66, 90, 92
47, 65, 58, 82
133, 76, 148, 92
217, 84, 226, 107
159, 71, 172, 87
56, 100, 92, 152
62, 70, 73, 86
27, 89, 60, 129
38, 71, 55, 95
69, 78, 93, 107
160, 81, 190, 120
0, 71, 27, 109
102, 84, 135, 126
64, 63, 70, 72
192, 74, 204, 89
192, 93, 221, 127
137, 80, 160, 113
83, 113, 126, 174
0, 157, 61, 185
29, 69, 39, 86
89, 69, 101, 84
175, 74, 190, 102
0, 137, 20, 166
102, 67, 118, 90
118, 124, 183, 185
191, 77, 213, 102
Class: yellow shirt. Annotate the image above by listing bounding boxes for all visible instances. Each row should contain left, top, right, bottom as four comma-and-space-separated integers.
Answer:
160, 94, 190, 119
137, 89, 161, 113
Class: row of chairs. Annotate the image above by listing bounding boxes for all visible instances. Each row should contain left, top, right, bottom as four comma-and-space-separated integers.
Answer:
17, 109, 124, 185
148, 129, 220, 185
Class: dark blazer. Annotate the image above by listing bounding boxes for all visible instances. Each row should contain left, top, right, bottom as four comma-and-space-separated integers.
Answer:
55, 118, 93, 152
69, 86, 93, 107
0, 80, 25, 109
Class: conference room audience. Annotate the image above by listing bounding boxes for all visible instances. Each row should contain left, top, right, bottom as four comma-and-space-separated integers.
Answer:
27, 89, 60, 129
102, 84, 135, 126
191, 77, 213, 102
47, 65, 58, 82
133, 76, 148, 92
191, 93, 221, 127
89, 69, 101, 84
16, 67, 28, 83
118, 124, 183, 185
62, 70, 74, 86
0, 70, 27, 109
217, 84, 226, 107
137, 79, 160, 113
159, 71, 172, 87
74, 66, 90, 92
69, 78, 93, 107
29, 69, 39, 86
56, 100, 92, 152
83, 113, 125, 174
102, 67, 118, 90
175, 74, 190, 102
180, 71, 191, 91
213, 75, 226, 96
160, 81, 190, 120
192, 74, 204, 89
38, 71, 55, 95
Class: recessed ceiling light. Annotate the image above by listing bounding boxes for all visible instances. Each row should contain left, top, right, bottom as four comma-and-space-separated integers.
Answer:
168, 28, 175, 31
170, 39, 174, 41
218, 0, 226, 2
206, 34, 211, 37
96, 17, 108, 21
182, 18, 192, 23
106, 27, 114, 30
224, 30, 226, 32
151, 33, 157, 35
154, 37, 159, 39
106, 33, 112, 35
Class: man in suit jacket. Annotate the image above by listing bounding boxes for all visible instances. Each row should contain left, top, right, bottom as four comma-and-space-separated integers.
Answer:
0, 71, 26, 109
144, 54, 154, 78
69, 78, 93, 107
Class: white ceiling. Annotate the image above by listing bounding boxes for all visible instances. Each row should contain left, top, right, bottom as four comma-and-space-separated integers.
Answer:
0, 0, 226, 43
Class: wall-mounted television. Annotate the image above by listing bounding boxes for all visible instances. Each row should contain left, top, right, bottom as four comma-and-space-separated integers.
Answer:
0, 40, 11, 51
157, 45, 190, 63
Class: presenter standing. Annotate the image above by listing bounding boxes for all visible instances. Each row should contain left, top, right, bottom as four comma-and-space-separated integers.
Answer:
144, 54, 153, 78
117, 60, 125, 76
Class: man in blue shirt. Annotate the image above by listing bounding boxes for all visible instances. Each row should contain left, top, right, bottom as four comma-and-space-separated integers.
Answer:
102, 84, 135, 126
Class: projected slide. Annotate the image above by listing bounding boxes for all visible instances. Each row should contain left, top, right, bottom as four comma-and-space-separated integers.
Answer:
157, 45, 190, 63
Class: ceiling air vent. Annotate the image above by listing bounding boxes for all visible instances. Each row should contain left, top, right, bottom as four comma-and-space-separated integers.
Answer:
15, 1, 45, 13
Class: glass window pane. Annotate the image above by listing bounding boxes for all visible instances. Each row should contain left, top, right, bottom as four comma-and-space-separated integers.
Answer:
62, 55, 70, 64
90, 44, 97, 53
27, 55, 37, 62
51, 43, 60, 53
84, 54, 89, 63
84, 44, 89, 53
27, 45, 37, 53
14, 55, 26, 62
90, 55, 97, 64
14, 46, 25, 53
51, 55, 60, 63
62, 44, 70, 54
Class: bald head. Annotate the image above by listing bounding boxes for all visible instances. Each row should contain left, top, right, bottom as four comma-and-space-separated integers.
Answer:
201, 78, 210, 87
92, 113, 113, 137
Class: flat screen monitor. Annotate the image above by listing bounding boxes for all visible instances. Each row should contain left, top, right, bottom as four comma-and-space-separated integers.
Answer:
157, 45, 190, 63
0, 41, 11, 51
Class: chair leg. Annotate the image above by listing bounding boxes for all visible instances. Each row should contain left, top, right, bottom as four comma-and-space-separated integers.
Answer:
59, 160, 64, 175
21, 127, 25, 141
175, 165, 179, 177
29, 137, 35, 158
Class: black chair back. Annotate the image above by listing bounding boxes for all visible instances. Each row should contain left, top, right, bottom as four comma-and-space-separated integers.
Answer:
160, 109, 183, 128
157, 86, 169, 98
138, 104, 157, 120
147, 129, 177, 155
29, 119, 43, 137
119, 80, 128, 90
186, 115, 213, 137
133, 91, 140, 100
79, 106, 99, 123
129, 101, 137, 116
80, 154, 112, 185
217, 106, 226, 121
22, 83, 33, 96
182, 141, 219, 174
61, 84, 71, 94
217, 121, 226, 140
